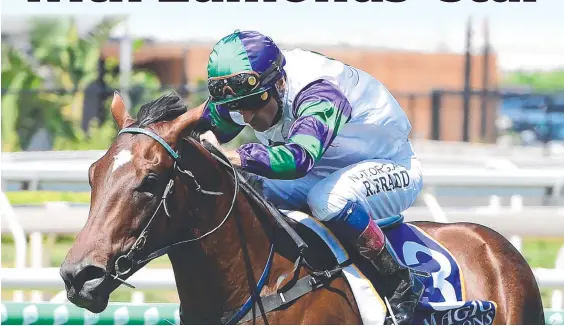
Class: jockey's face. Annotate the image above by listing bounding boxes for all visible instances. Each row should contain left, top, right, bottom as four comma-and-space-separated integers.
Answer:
238, 93, 278, 132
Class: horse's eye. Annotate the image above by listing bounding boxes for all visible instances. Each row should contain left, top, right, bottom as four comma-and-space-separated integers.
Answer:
137, 173, 159, 195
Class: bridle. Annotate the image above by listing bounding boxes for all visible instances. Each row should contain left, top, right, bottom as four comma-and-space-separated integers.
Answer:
106, 126, 342, 325
108, 126, 280, 325
110, 127, 239, 287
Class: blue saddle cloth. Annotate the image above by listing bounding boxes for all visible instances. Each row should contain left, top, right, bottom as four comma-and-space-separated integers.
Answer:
381, 221, 497, 325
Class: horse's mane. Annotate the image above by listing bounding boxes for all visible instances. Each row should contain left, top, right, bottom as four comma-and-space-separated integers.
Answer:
132, 92, 266, 195
132, 92, 188, 128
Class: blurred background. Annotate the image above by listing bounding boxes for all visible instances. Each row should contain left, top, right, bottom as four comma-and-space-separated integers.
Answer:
1, 0, 564, 324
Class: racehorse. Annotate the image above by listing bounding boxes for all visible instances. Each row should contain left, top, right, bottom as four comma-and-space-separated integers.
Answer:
60, 92, 544, 325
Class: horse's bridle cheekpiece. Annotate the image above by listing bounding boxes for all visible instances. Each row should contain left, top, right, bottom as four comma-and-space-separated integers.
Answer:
112, 127, 231, 278
112, 127, 277, 324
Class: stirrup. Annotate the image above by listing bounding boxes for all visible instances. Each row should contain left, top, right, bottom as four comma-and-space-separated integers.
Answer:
384, 296, 399, 325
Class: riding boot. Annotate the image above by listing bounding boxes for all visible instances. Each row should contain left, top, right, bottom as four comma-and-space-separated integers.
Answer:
372, 243, 426, 325
328, 201, 425, 325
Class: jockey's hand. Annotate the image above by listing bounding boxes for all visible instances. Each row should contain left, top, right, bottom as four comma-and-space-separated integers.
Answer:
224, 149, 242, 167
199, 131, 242, 167
200, 130, 220, 148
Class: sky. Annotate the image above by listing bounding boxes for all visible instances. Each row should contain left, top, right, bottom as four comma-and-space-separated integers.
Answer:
2, 0, 563, 71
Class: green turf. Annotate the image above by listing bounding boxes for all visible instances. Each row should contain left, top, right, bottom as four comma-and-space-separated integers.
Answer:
5, 191, 91, 205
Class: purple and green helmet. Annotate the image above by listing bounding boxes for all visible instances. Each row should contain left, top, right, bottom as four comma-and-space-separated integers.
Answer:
207, 30, 286, 105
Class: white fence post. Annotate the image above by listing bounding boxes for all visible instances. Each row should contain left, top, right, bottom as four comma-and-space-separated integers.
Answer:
509, 195, 524, 253
0, 191, 27, 302
30, 232, 44, 302
422, 187, 449, 223
552, 245, 564, 310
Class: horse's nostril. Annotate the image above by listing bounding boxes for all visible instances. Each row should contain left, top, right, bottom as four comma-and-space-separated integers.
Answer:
76, 265, 106, 286
61, 262, 106, 290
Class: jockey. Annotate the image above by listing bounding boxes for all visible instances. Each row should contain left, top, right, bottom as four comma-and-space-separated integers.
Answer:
193, 30, 425, 325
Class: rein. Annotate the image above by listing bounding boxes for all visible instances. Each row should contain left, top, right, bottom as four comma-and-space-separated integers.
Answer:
110, 127, 279, 324
112, 126, 342, 324
111, 128, 235, 283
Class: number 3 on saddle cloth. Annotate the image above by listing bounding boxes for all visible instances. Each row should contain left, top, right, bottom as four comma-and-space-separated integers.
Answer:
383, 222, 497, 325
283, 211, 498, 326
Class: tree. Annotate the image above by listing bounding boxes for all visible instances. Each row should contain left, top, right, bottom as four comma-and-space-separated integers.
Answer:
102, 54, 165, 118
2, 16, 165, 151
503, 70, 564, 92
1, 42, 76, 151
28, 17, 124, 122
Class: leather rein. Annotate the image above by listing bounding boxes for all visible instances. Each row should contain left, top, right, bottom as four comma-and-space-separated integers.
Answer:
110, 127, 344, 325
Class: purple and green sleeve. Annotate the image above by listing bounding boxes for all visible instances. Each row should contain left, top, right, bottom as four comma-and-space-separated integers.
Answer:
236, 79, 352, 179
198, 99, 245, 144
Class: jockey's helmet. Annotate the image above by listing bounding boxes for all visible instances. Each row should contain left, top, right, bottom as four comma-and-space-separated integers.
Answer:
206, 30, 286, 107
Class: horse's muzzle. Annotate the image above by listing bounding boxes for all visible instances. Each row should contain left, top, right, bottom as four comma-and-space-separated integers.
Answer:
60, 260, 109, 313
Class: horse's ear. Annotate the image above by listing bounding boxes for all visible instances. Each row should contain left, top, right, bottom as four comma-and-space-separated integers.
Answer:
111, 92, 134, 129
168, 104, 205, 141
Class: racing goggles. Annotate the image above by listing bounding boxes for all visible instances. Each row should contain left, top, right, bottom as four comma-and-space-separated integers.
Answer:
224, 90, 271, 112
207, 54, 284, 102
208, 71, 261, 101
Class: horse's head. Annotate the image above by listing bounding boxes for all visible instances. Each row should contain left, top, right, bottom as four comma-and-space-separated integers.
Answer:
60, 92, 206, 313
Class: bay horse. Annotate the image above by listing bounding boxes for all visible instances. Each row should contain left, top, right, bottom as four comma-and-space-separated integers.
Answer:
60, 92, 544, 325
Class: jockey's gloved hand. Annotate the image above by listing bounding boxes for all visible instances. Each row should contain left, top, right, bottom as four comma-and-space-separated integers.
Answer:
200, 130, 221, 149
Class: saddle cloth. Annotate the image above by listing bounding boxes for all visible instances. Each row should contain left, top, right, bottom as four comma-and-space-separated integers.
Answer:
281, 210, 497, 325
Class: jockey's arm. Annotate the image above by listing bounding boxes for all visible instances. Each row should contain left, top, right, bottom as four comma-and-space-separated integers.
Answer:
233, 79, 352, 180
193, 98, 245, 144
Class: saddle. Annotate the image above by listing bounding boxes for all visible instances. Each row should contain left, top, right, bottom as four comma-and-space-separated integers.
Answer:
201, 139, 498, 325
233, 170, 497, 325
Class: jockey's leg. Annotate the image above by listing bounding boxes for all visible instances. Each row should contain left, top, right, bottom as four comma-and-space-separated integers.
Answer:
306, 157, 425, 325
257, 172, 324, 211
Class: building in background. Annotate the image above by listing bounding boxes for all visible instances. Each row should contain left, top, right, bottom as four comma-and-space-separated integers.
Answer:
102, 39, 500, 143
1, 15, 501, 144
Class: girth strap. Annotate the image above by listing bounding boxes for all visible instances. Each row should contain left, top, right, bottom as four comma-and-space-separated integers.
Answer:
221, 268, 344, 324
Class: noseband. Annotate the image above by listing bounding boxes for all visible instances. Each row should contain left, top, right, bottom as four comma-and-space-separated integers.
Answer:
111, 127, 238, 286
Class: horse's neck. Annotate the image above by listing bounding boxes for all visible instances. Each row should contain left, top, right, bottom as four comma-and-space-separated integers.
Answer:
167, 148, 274, 321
